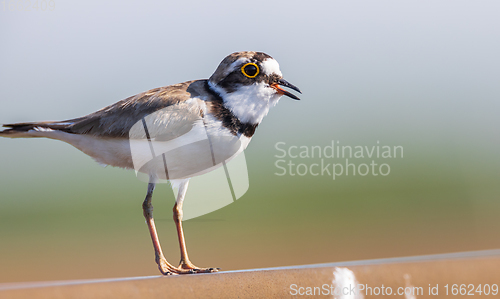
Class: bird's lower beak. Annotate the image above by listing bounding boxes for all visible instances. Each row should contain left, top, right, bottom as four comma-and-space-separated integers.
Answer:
272, 78, 302, 100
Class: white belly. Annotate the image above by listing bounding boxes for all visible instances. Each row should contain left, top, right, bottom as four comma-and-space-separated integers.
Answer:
129, 122, 250, 180
35, 119, 251, 181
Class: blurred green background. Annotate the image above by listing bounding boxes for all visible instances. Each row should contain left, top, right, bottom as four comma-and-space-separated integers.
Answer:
1, 1, 499, 283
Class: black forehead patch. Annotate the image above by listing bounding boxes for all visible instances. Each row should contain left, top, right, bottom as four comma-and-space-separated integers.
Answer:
209, 51, 275, 84
252, 52, 273, 62
218, 58, 275, 92
217, 61, 274, 93
209, 51, 278, 93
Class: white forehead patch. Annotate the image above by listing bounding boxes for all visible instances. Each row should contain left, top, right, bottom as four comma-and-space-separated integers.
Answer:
261, 58, 282, 77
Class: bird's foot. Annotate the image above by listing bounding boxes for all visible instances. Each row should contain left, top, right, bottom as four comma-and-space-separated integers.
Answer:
158, 258, 182, 275
157, 258, 219, 275
178, 260, 220, 273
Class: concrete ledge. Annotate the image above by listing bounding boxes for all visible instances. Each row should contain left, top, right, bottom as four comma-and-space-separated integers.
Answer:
1, 249, 500, 298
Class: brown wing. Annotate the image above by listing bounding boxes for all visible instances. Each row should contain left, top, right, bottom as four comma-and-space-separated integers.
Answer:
1, 80, 209, 138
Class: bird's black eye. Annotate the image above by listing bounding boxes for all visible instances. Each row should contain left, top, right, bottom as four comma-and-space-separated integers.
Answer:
241, 63, 259, 78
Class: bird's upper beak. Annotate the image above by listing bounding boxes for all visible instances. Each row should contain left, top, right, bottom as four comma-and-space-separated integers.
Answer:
272, 78, 302, 100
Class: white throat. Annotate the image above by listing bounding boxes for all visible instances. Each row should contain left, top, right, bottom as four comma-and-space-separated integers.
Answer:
209, 81, 281, 125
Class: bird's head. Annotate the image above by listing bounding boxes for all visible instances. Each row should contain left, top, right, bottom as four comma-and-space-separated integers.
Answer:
208, 51, 301, 124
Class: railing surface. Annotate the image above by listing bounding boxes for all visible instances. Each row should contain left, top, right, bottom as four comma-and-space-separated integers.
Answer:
1, 249, 499, 298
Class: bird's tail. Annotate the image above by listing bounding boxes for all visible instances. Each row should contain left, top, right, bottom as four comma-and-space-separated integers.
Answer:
0, 121, 73, 138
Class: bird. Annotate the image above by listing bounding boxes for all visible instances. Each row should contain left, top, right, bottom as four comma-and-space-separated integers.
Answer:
0, 51, 301, 275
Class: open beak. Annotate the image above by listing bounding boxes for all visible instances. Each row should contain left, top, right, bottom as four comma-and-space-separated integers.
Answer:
272, 78, 302, 100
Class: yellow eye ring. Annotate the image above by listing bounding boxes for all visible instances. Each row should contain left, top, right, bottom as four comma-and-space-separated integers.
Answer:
241, 63, 260, 78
